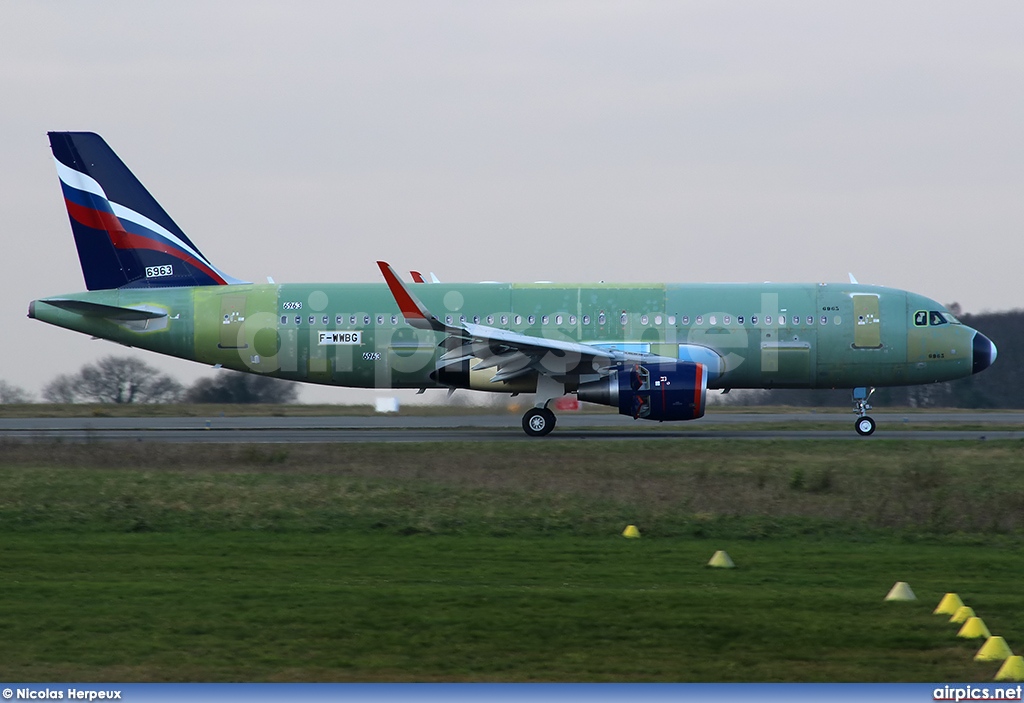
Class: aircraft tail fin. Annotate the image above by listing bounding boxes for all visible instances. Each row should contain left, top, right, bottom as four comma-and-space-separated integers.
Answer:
48, 131, 246, 290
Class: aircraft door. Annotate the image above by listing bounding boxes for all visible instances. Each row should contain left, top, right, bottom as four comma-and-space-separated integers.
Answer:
218, 295, 249, 349
852, 295, 881, 349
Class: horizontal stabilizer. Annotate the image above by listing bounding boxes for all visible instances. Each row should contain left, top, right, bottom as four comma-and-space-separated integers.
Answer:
38, 299, 168, 321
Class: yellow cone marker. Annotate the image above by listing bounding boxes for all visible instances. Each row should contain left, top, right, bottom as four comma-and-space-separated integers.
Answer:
622, 525, 640, 538
995, 655, 1024, 682
934, 592, 965, 615
958, 617, 991, 639
884, 581, 917, 601
976, 636, 1013, 663
950, 606, 976, 624
707, 550, 735, 568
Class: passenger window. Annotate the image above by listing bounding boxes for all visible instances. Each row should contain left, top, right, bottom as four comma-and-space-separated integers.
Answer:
681, 315, 689, 325
751, 315, 758, 325
641, 314, 649, 325
281, 316, 288, 325
723, 315, 730, 325
583, 315, 591, 325
323, 316, 329, 325
542, 315, 550, 324
473, 315, 479, 324
556, 314, 564, 325
377, 315, 384, 325
779, 315, 786, 326
738, 315, 744, 325
807, 316, 814, 326
445, 315, 453, 324
820, 316, 827, 325
620, 313, 628, 325
336, 315, 343, 325
350, 315, 357, 325
528, 315, 535, 324
569, 315, 576, 325
515, 315, 522, 325
392, 315, 398, 325
308, 315, 315, 325
487, 315, 494, 324
295, 315, 301, 325
695, 315, 703, 325
501, 315, 508, 325
668, 315, 675, 325
363, 315, 370, 325
765, 315, 772, 325
598, 312, 606, 325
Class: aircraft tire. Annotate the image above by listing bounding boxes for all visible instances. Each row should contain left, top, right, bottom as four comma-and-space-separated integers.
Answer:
855, 416, 876, 436
523, 408, 556, 437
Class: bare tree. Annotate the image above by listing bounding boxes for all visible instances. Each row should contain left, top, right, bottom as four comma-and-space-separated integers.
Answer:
43, 356, 183, 404
0, 380, 32, 404
41, 374, 79, 403
184, 370, 300, 404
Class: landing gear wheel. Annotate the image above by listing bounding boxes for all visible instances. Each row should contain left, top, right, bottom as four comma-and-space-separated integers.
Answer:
855, 416, 876, 436
523, 408, 556, 437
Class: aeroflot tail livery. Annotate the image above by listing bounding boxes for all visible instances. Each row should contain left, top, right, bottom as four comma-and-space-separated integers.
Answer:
30, 132, 997, 436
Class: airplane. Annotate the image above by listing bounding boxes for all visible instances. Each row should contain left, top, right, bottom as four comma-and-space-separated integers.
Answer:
29, 132, 997, 436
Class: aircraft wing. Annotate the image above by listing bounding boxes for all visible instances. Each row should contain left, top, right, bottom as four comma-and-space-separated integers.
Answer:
377, 262, 674, 385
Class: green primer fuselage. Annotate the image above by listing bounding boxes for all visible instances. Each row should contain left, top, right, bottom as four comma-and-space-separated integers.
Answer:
31, 280, 976, 392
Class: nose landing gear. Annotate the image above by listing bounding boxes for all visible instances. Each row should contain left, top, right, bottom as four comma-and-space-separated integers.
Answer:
852, 387, 876, 436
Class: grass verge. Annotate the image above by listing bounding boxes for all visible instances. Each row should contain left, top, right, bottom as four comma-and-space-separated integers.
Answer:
1, 439, 1022, 681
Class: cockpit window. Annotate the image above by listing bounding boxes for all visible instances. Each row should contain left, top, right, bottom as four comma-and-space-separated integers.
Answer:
915, 310, 957, 326
916, 309, 958, 326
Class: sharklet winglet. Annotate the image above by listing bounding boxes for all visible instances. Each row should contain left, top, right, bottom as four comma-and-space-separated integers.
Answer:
377, 261, 446, 331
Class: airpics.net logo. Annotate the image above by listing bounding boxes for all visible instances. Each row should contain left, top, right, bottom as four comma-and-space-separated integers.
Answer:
934, 685, 1024, 701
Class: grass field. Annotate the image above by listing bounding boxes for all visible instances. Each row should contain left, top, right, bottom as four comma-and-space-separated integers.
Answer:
1, 438, 1023, 682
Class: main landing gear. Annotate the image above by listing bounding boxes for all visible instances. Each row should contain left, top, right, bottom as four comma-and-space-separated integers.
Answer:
852, 387, 876, 436
522, 407, 556, 437
521, 375, 564, 437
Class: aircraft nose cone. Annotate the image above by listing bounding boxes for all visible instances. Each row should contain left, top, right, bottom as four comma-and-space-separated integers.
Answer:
972, 332, 997, 374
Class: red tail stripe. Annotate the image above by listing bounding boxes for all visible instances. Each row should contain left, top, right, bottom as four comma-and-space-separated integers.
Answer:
65, 198, 226, 285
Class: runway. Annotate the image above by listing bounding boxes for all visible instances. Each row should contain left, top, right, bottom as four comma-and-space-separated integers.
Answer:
1, 412, 1021, 443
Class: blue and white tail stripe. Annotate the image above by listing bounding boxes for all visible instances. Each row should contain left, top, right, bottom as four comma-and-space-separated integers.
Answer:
48, 131, 246, 291
53, 158, 234, 277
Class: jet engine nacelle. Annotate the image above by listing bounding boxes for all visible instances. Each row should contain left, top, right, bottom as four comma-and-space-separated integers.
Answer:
577, 361, 708, 421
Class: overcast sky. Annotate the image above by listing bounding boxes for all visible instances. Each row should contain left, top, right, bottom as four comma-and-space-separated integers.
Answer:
2, 2, 1022, 401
